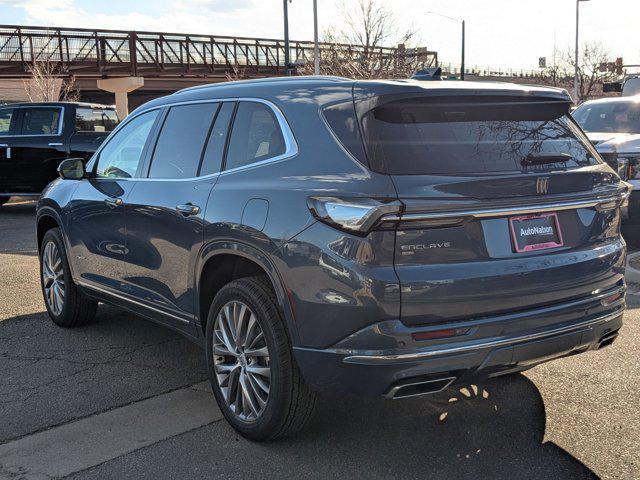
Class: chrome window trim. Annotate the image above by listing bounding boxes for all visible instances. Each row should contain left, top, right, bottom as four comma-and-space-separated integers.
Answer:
91, 97, 298, 182
6, 105, 65, 137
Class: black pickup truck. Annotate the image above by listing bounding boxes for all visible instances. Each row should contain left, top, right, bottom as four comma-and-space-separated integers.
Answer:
0, 102, 119, 206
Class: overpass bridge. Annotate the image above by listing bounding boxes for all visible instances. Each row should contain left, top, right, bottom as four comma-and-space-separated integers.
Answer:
0, 24, 438, 114
0, 25, 549, 115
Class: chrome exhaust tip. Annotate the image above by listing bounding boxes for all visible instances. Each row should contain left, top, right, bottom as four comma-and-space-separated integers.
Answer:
597, 330, 620, 349
385, 376, 456, 400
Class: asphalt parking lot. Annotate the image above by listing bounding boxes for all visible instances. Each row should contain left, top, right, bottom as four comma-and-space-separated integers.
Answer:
0, 198, 639, 480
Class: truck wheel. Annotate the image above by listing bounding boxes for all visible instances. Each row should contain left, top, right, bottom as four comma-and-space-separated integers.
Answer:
205, 277, 317, 441
40, 228, 97, 327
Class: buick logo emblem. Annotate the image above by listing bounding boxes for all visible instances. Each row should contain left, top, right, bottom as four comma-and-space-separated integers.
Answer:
536, 177, 550, 194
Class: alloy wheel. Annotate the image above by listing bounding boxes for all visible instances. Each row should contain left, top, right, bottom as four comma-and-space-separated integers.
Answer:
213, 300, 271, 422
42, 241, 65, 316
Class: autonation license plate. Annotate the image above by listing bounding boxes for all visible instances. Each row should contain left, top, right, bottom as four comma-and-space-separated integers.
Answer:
509, 212, 564, 253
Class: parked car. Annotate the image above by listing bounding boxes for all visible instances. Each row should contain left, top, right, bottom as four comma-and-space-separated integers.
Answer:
572, 97, 640, 219
0, 101, 118, 206
36, 77, 628, 440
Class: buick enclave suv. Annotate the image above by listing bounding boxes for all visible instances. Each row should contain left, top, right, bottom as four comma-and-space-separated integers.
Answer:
36, 77, 629, 440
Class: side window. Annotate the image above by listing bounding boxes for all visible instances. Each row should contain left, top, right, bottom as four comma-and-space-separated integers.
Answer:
148, 103, 219, 179
225, 102, 286, 171
0, 108, 14, 135
76, 108, 119, 133
21, 107, 62, 135
199, 102, 235, 176
96, 110, 159, 179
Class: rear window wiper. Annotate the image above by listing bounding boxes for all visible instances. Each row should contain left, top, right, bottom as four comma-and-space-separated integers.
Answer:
521, 153, 572, 166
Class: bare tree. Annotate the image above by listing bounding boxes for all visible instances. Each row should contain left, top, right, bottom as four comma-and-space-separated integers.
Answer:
541, 42, 615, 102
299, 0, 427, 79
225, 63, 249, 82
23, 60, 79, 102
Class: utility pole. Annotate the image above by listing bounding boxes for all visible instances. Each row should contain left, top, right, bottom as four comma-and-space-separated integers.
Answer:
283, 0, 291, 76
313, 0, 320, 75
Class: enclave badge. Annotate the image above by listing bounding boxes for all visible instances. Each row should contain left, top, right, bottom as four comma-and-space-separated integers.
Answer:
536, 177, 550, 194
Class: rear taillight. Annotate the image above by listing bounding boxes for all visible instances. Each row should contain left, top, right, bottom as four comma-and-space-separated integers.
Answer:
307, 196, 402, 236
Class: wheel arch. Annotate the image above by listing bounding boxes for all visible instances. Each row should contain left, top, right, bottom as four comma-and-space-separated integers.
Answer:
36, 206, 78, 280
196, 240, 299, 345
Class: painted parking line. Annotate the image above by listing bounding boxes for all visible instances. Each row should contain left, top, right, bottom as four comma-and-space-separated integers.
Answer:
0, 382, 220, 479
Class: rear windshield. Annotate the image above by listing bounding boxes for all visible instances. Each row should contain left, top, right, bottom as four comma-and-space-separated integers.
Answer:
76, 107, 119, 133
572, 101, 640, 134
359, 97, 600, 175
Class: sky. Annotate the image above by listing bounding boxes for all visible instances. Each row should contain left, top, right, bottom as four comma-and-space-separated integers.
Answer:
0, 0, 638, 71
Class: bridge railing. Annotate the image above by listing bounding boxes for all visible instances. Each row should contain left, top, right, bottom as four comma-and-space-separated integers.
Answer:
0, 25, 437, 77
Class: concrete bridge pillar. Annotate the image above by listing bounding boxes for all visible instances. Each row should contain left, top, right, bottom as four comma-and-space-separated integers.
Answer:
96, 77, 144, 118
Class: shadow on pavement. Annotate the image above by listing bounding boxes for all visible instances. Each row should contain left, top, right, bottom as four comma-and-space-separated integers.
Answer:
0, 200, 38, 255
269, 375, 599, 479
69, 364, 600, 480
0, 305, 207, 443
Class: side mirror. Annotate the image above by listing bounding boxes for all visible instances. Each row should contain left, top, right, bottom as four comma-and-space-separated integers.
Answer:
58, 158, 86, 180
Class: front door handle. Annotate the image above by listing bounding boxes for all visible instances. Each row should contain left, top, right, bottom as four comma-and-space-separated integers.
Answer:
104, 197, 123, 208
48, 142, 64, 147
176, 203, 201, 217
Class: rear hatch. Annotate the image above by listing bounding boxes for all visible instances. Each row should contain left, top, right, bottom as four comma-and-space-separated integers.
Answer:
354, 82, 627, 326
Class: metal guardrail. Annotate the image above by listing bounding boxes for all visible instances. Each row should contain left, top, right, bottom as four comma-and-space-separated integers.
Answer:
439, 62, 544, 79
0, 25, 438, 78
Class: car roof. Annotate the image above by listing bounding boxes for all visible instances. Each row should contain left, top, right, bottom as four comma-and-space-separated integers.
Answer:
175, 75, 569, 97
577, 96, 640, 106
1, 101, 116, 109
143, 76, 571, 110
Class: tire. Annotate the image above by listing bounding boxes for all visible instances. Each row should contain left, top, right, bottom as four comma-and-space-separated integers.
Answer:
205, 276, 317, 441
40, 228, 97, 327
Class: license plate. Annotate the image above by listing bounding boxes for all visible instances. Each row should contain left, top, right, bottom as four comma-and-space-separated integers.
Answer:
509, 212, 563, 253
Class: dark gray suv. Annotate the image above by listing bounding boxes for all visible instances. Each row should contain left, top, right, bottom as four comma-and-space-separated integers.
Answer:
36, 76, 629, 440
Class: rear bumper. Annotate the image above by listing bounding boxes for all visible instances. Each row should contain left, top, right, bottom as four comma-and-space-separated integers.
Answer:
294, 284, 625, 397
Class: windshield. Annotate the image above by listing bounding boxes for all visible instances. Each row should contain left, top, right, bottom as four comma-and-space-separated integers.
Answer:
359, 97, 599, 175
572, 101, 640, 134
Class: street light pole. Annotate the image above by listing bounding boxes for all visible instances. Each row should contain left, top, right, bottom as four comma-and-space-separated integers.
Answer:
574, 0, 590, 103
461, 19, 465, 81
313, 0, 319, 75
426, 12, 465, 81
283, 0, 291, 76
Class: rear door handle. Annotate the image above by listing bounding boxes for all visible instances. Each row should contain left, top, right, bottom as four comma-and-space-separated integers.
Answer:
176, 203, 201, 216
104, 197, 123, 208
48, 142, 64, 147
0, 144, 10, 159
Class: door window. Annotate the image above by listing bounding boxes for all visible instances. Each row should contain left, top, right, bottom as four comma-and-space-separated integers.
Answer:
199, 102, 235, 176
225, 102, 286, 171
0, 108, 14, 135
21, 107, 62, 135
76, 107, 119, 133
148, 103, 219, 179
96, 110, 159, 179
